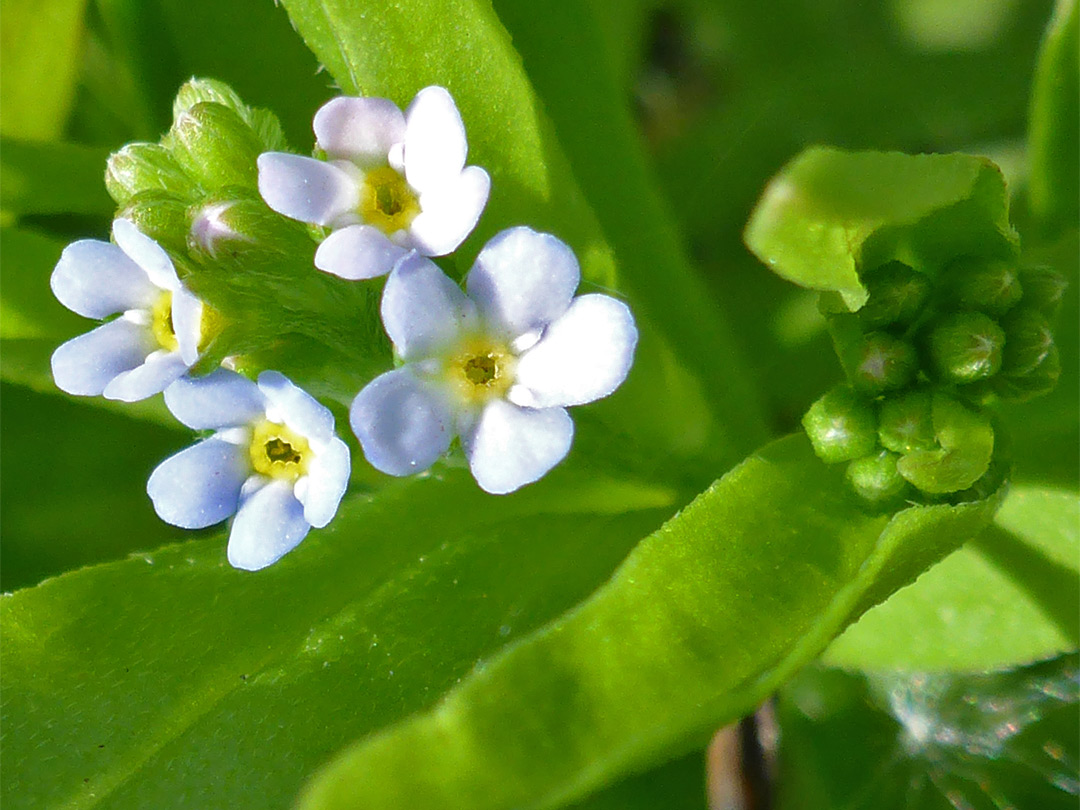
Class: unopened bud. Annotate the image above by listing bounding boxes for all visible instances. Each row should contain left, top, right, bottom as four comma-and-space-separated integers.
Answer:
167, 102, 262, 191
992, 343, 1061, 401
844, 331, 917, 395
119, 191, 191, 255
1017, 266, 1068, 318
896, 394, 994, 495
858, 261, 931, 329
846, 451, 909, 504
188, 195, 311, 260
878, 391, 935, 453
173, 77, 246, 120
944, 257, 1023, 316
1001, 309, 1055, 376
105, 142, 199, 207
803, 385, 878, 464
928, 312, 1005, 384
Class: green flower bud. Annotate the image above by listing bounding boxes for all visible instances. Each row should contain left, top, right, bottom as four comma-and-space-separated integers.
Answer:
1000, 308, 1055, 376
878, 390, 935, 453
944, 257, 1024, 316
896, 394, 994, 495
166, 102, 262, 192
803, 385, 878, 464
188, 195, 312, 260
927, 311, 1005, 384
105, 142, 200, 207
846, 450, 909, 505
119, 191, 192, 256
858, 261, 931, 329
992, 343, 1061, 401
173, 78, 287, 153
844, 331, 918, 395
1017, 266, 1068, 318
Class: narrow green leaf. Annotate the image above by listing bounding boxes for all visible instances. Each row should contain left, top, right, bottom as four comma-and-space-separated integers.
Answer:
745, 148, 1019, 309
0, 138, 113, 218
297, 435, 1002, 810
1, 471, 675, 810
1028, 0, 1079, 237
0, 0, 88, 140
775, 655, 1079, 810
825, 484, 1080, 672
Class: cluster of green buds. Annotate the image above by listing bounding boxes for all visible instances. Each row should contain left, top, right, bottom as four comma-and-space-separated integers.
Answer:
102, 79, 383, 391
804, 256, 1066, 505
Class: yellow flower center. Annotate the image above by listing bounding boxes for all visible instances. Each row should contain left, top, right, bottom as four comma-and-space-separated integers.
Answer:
249, 420, 311, 481
358, 167, 420, 235
151, 292, 179, 352
443, 336, 516, 406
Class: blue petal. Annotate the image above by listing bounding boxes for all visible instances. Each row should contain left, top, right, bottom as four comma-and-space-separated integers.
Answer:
227, 480, 311, 571
164, 369, 266, 430
147, 438, 250, 529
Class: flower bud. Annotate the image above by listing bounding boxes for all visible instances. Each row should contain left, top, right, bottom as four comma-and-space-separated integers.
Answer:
188, 195, 312, 260
943, 257, 1024, 316
105, 142, 200, 207
173, 77, 246, 120
878, 391, 935, 453
803, 385, 878, 464
896, 394, 994, 495
844, 331, 917, 395
1000, 308, 1055, 376
857, 261, 931, 329
992, 343, 1061, 401
846, 451, 909, 505
1017, 266, 1068, 318
119, 191, 191, 256
166, 102, 262, 191
927, 312, 1005, 384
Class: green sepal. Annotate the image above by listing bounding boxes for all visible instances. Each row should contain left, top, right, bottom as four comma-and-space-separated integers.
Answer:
105, 142, 201, 208
166, 102, 263, 192
803, 385, 878, 464
896, 394, 994, 495
927, 311, 1005, 384
1017, 266, 1069, 318
841, 330, 918, 395
878, 390, 936, 454
173, 78, 289, 153
187, 192, 314, 262
846, 450, 910, 505
943, 256, 1024, 316
118, 191, 194, 257
857, 261, 932, 329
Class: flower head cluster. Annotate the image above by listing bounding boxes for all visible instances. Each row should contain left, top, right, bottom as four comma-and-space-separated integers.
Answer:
51, 219, 207, 402
258, 86, 490, 281
148, 369, 350, 570
350, 227, 638, 494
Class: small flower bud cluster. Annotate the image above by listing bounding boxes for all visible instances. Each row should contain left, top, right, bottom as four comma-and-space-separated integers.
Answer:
805, 256, 1065, 505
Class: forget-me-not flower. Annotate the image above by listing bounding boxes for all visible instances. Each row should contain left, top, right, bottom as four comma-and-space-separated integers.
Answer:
350, 227, 638, 494
257, 86, 490, 281
50, 219, 207, 401
148, 369, 351, 570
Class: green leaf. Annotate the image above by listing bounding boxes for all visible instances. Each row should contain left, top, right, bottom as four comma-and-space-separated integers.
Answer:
825, 484, 1079, 672
1, 470, 676, 810
745, 148, 1019, 309
0, 227, 84, 340
0, 0, 88, 140
775, 655, 1079, 810
0, 138, 113, 219
565, 750, 707, 810
296, 435, 1001, 810
1028, 0, 1079, 237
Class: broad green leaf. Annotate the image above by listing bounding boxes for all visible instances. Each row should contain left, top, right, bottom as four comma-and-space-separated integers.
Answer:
1028, 0, 1079, 237
1, 470, 676, 810
775, 655, 1079, 810
0, 138, 113, 219
566, 750, 707, 810
0, 227, 84, 340
825, 485, 1080, 672
745, 148, 1019, 309
297, 435, 1002, 810
0, 0, 88, 140
0, 383, 190, 591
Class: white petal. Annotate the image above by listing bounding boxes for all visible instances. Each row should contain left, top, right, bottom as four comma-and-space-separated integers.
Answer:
227, 479, 311, 571
112, 218, 180, 291
50, 239, 158, 318
403, 86, 468, 192
164, 368, 266, 430
407, 166, 490, 256
103, 350, 190, 402
466, 227, 580, 340
313, 96, 406, 165
257, 152, 359, 227
349, 367, 454, 477
298, 437, 350, 528
463, 400, 573, 494
51, 318, 153, 397
147, 438, 249, 529
314, 224, 410, 280
257, 371, 335, 444
381, 252, 475, 360
515, 294, 638, 408
171, 285, 203, 365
